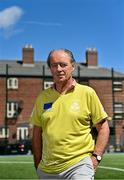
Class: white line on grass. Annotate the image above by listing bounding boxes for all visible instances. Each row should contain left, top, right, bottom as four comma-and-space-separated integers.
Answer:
0, 161, 33, 164
99, 166, 124, 172
0, 162, 124, 173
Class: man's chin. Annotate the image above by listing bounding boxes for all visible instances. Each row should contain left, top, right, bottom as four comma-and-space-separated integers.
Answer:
56, 78, 66, 83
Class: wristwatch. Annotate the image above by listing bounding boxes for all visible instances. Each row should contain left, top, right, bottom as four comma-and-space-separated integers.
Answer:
92, 153, 102, 162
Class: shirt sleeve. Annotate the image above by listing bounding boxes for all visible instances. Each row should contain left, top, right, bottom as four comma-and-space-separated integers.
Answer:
90, 89, 108, 125
30, 95, 43, 127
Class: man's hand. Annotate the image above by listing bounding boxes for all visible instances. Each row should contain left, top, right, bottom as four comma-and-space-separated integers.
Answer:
91, 119, 110, 171
91, 155, 99, 171
32, 125, 42, 170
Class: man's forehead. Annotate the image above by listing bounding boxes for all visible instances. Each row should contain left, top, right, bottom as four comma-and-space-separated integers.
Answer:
51, 50, 70, 59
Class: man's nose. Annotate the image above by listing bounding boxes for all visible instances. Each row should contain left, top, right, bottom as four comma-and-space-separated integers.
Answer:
57, 64, 62, 71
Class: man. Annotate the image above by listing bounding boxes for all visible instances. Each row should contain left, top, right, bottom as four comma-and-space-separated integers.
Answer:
30, 49, 110, 179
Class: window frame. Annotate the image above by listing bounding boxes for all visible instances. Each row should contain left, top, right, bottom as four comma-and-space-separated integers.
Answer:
114, 102, 124, 119
113, 81, 123, 91
7, 101, 18, 119
7, 78, 18, 90
0, 128, 9, 138
44, 81, 54, 89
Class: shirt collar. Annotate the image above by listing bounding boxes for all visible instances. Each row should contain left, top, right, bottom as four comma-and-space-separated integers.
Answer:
52, 79, 76, 94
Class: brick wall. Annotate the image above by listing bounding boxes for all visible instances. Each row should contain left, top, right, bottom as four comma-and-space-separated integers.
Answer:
0, 77, 43, 142
17, 77, 43, 122
89, 79, 113, 118
0, 78, 6, 126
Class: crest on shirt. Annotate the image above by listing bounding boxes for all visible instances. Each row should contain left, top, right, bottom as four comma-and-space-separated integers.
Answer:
70, 101, 80, 112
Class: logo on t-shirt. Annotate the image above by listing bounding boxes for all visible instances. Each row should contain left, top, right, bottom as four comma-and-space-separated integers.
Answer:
44, 102, 53, 110
70, 101, 80, 111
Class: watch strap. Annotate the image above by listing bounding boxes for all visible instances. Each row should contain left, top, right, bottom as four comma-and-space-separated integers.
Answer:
92, 153, 102, 162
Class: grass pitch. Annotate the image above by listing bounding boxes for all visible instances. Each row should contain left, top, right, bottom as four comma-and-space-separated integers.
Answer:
0, 153, 124, 179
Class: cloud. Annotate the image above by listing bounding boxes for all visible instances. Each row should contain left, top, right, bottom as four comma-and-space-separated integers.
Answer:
23, 21, 62, 27
2, 27, 24, 39
0, 6, 23, 29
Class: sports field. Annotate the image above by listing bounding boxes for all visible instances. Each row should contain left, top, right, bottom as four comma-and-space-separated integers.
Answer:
0, 153, 124, 179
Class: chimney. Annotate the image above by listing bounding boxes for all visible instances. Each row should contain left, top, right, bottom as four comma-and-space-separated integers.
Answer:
22, 44, 34, 65
86, 48, 98, 66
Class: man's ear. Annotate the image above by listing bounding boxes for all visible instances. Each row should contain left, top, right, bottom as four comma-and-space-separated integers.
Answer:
72, 63, 75, 70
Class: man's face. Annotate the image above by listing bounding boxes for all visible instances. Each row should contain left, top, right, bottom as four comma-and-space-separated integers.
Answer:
49, 50, 75, 83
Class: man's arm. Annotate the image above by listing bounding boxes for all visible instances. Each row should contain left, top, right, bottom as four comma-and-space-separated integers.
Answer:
91, 119, 110, 170
32, 125, 42, 170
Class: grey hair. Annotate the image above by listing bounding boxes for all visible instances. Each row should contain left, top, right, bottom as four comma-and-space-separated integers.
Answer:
47, 48, 76, 67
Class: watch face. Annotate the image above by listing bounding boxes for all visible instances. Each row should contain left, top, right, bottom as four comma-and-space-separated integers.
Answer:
97, 155, 102, 161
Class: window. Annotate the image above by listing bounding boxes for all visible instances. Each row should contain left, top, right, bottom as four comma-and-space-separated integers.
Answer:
44, 81, 54, 89
0, 128, 9, 138
114, 103, 123, 119
114, 103, 123, 113
7, 102, 18, 118
113, 81, 122, 91
7, 78, 18, 89
17, 127, 28, 140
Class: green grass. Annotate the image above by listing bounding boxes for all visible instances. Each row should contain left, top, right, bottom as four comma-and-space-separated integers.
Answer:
95, 153, 124, 179
0, 155, 37, 179
0, 153, 124, 179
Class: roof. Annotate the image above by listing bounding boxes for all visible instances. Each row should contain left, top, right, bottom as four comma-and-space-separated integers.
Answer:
0, 60, 124, 79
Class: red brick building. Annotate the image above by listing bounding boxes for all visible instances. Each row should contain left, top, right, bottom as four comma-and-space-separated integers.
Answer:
0, 45, 124, 151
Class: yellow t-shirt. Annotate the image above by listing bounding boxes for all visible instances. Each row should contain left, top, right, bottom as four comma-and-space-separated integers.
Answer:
30, 83, 108, 173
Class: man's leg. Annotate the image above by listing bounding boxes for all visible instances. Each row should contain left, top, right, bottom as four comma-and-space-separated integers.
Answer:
37, 168, 60, 179
60, 156, 95, 180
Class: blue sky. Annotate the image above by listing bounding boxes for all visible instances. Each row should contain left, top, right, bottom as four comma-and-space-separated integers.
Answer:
0, 0, 124, 72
